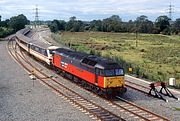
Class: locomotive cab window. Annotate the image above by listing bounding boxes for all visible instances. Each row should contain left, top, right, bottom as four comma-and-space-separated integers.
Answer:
99, 69, 104, 76
105, 69, 115, 76
115, 69, 124, 76
104, 69, 124, 76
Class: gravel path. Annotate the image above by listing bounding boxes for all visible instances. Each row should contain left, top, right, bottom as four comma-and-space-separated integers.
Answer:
0, 41, 92, 121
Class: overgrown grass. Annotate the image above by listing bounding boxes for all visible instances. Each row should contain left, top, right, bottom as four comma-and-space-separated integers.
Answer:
52, 32, 180, 88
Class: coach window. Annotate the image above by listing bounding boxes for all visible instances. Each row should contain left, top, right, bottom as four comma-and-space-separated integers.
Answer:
35, 46, 40, 52
31, 45, 34, 50
44, 51, 48, 56
41, 49, 47, 56
49, 49, 56, 54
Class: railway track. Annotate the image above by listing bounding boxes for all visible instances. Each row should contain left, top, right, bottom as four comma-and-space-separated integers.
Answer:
126, 78, 180, 102
21, 45, 170, 121
19, 39, 170, 121
111, 97, 169, 121
125, 80, 151, 95
8, 38, 170, 121
7, 39, 124, 121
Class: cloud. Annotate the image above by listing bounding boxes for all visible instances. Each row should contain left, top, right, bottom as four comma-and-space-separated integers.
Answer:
0, 0, 179, 21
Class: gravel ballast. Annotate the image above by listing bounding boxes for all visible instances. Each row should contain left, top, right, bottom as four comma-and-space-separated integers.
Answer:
36, 29, 180, 121
0, 41, 92, 121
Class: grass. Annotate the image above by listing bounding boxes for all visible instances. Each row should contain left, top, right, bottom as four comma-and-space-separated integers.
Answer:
52, 32, 180, 87
174, 107, 180, 111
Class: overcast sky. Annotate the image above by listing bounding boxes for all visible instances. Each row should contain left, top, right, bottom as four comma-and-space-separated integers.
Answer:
0, 0, 180, 21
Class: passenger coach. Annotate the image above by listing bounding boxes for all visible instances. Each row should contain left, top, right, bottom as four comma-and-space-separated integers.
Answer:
16, 29, 60, 65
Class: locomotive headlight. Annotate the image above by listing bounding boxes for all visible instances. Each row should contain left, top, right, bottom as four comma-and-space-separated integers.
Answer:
109, 81, 111, 84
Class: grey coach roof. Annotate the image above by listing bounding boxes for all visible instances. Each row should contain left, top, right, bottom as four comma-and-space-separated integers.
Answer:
16, 28, 52, 49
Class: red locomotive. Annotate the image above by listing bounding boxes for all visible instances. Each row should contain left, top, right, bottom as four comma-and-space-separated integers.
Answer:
16, 28, 127, 97
53, 48, 126, 96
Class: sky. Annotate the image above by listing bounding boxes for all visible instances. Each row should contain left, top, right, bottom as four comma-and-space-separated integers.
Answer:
0, 0, 180, 21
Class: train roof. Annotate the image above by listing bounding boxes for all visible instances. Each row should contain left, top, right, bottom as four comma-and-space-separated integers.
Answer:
16, 28, 31, 35
30, 40, 51, 49
54, 48, 88, 60
16, 28, 53, 49
53, 48, 122, 69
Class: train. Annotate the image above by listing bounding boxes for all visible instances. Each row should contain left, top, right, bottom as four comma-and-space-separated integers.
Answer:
15, 28, 127, 98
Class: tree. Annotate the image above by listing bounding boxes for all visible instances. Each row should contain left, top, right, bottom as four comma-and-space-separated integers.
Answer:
65, 16, 84, 32
8, 14, 29, 32
110, 15, 122, 22
0, 19, 9, 27
136, 15, 148, 22
102, 15, 122, 32
90, 20, 102, 31
126, 20, 135, 32
135, 15, 154, 33
173, 18, 180, 34
155, 16, 170, 33
69, 16, 76, 21
49, 22, 58, 33
49, 19, 66, 32
65, 17, 75, 31
58, 20, 66, 31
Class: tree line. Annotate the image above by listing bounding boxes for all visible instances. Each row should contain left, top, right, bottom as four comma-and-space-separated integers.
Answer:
49, 15, 180, 35
0, 14, 29, 38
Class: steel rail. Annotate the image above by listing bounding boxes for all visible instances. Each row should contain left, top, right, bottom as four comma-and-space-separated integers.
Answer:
13, 33, 171, 121
7, 40, 124, 121
20, 41, 169, 121
20, 46, 169, 121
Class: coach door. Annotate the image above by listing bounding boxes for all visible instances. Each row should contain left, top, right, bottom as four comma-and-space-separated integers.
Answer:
95, 68, 99, 85
28, 44, 30, 52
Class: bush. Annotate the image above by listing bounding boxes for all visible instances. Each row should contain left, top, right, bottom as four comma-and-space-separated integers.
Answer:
0, 27, 14, 38
174, 84, 180, 89
162, 28, 171, 35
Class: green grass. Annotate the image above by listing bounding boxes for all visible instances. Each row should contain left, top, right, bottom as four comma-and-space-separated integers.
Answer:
52, 32, 180, 87
174, 107, 180, 111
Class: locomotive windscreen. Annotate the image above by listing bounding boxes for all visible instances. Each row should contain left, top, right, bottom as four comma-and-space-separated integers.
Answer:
104, 69, 124, 76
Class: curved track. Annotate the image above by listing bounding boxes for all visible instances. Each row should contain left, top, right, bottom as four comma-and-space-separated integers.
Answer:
19, 39, 169, 121
7, 39, 124, 121
8, 35, 170, 121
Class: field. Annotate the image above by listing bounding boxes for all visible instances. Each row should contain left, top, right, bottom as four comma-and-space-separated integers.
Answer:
52, 32, 180, 87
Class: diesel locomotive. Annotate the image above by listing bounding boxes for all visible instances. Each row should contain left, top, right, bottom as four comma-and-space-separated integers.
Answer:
53, 48, 126, 96
16, 28, 127, 97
